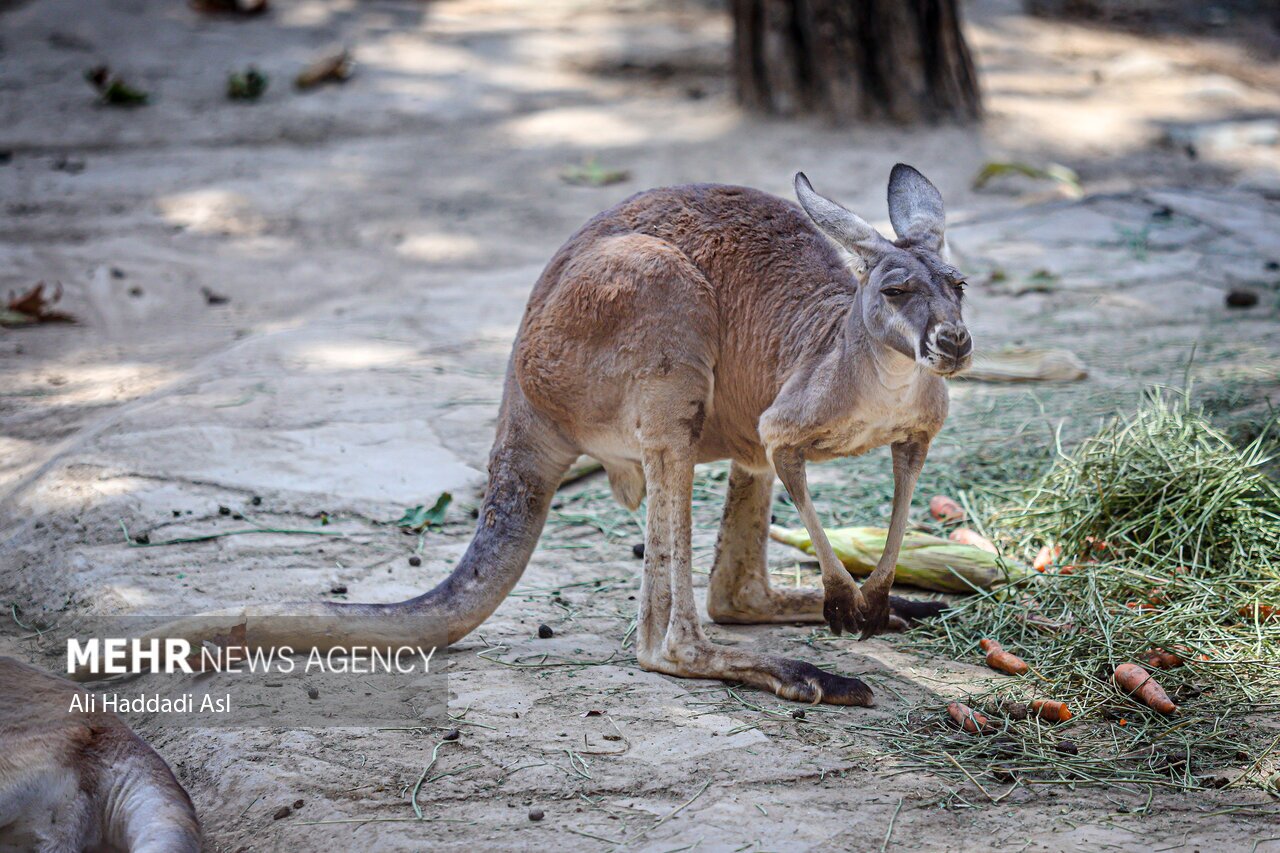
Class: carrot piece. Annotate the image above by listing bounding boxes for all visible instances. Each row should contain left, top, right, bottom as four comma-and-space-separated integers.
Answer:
949, 527, 997, 554
947, 701, 992, 734
1239, 603, 1279, 622
1033, 545, 1060, 572
1114, 663, 1177, 714
1125, 600, 1159, 612
1030, 699, 1072, 723
978, 638, 1029, 675
929, 495, 965, 523
1141, 646, 1186, 669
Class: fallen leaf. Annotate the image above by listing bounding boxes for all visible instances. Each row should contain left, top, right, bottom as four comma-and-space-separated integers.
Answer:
84, 66, 148, 106
561, 158, 630, 187
972, 161, 1082, 198
395, 493, 453, 532
295, 50, 354, 90
3, 282, 76, 326
227, 67, 269, 101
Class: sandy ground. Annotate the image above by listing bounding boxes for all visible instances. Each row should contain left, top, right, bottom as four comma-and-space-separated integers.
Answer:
2, 0, 1280, 849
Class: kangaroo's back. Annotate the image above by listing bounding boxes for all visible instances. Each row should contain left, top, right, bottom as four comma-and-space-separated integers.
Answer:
528, 183, 852, 312
516, 184, 857, 447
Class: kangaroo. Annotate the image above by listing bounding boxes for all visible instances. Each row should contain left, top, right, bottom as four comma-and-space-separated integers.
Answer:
0, 657, 201, 852
88, 164, 969, 706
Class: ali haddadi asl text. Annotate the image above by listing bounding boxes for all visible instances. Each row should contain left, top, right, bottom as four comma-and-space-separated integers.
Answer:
68, 692, 231, 715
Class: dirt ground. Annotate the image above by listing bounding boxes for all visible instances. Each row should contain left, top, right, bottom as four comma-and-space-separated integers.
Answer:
2, 0, 1280, 850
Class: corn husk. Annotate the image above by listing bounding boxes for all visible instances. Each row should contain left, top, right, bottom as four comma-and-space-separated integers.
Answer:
961, 347, 1087, 383
962, 348, 1090, 384
769, 525, 1027, 593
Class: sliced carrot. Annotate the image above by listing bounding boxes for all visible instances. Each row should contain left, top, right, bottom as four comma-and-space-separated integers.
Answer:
947, 700, 992, 734
1114, 663, 1177, 714
1033, 545, 1061, 572
1030, 699, 1072, 723
1084, 536, 1110, 552
929, 495, 965, 523
978, 638, 1030, 675
1239, 603, 1279, 622
949, 527, 997, 554
1141, 646, 1187, 669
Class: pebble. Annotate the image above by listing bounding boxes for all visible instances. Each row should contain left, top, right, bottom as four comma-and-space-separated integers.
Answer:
409, 555, 422, 567
528, 808, 545, 822
1056, 740, 1079, 755
306, 686, 320, 700
330, 584, 347, 595
537, 624, 554, 639
1226, 288, 1259, 308
218, 505, 231, 516
631, 542, 644, 559
442, 729, 460, 741
272, 806, 292, 820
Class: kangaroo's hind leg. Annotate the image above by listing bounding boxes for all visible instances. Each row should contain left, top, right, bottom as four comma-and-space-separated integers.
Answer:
706, 462, 823, 624
634, 391, 873, 706
706, 462, 939, 630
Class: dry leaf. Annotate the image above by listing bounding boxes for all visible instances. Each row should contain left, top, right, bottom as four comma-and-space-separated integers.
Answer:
3, 282, 76, 326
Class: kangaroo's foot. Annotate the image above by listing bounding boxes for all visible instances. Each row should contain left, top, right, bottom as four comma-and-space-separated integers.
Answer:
710, 584, 934, 631
638, 638, 873, 706
708, 584, 824, 624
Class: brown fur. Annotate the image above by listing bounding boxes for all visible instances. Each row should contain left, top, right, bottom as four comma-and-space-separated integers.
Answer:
99, 165, 967, 709
0, 658, 200, 853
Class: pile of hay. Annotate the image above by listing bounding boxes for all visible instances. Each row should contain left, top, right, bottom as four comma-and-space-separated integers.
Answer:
883, 391, 1280, 792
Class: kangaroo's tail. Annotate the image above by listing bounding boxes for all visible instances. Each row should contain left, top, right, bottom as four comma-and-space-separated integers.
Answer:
104, 731, 202, 853
75, 388, 575, 681
887, 594, 948, 622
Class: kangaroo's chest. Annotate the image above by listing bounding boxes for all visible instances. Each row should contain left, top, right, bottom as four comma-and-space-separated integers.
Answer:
806, 384, 933, 461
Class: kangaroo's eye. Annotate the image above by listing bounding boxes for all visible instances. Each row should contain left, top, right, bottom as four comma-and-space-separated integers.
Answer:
882, 287, 906, 297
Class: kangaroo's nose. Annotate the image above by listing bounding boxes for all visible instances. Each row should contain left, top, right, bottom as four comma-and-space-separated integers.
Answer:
935, 325, 972, 359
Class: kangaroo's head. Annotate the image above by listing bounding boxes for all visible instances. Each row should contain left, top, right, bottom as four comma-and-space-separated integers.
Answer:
794, 164, 971, 377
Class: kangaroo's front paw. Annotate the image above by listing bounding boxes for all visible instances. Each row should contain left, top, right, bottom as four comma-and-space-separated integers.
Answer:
855, 582, 893, 640
822, 583, 865, 636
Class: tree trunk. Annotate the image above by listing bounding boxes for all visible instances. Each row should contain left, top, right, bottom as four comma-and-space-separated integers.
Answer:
731, 0, 982, 124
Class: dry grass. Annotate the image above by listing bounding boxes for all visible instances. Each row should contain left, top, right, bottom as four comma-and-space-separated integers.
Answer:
882, 390, 1280, 793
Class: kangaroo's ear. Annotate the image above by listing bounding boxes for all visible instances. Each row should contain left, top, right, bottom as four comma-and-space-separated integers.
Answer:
794, 172, 891, 264
887, 163, 945, 252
